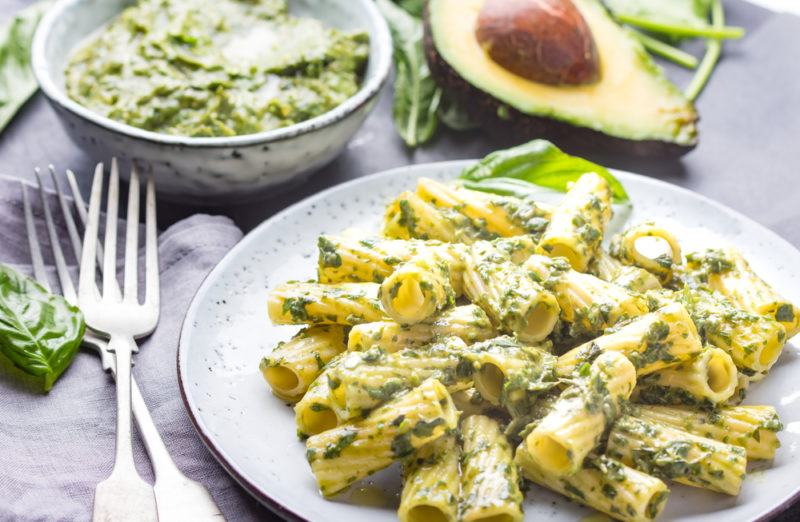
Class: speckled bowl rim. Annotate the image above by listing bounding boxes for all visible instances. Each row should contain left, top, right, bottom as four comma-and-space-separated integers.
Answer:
31, 0, 392, 148
176, 161, 800, 521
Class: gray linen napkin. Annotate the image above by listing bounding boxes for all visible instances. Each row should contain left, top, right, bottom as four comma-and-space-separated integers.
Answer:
0, 176, 272, 521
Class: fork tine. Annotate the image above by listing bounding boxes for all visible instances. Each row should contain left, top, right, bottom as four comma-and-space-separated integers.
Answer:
35, 169, 78, 304
79, 163, 104, 302
102, 159, 120, 300
50, 165, 82, 265
66, 168, 105, 266
123, 165, 140, 303
21, 182, 51, 292
144, 175, 159, 308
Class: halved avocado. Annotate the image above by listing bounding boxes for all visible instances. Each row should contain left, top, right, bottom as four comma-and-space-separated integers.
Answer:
425, 0, 699, 157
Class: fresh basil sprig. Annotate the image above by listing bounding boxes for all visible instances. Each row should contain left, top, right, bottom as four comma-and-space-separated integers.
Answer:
0, 264, 85, 391
460, 140, 630, 203
376, 0, 441, 147
604, 0, 742, 40
0, 1, 49, 133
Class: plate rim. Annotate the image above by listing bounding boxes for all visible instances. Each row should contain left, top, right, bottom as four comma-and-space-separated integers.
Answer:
177, 160, 800, 521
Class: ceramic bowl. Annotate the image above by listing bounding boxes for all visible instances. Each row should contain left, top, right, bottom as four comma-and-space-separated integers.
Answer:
31, 0, 392, 205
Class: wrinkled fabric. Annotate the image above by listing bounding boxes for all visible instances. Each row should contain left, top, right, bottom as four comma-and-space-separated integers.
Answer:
0, 176, 274, 521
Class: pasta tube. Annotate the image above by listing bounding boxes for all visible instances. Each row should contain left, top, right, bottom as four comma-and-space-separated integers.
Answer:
417, 177, 549, 240
450, 388, 504, 419
515, 448, 670, 522
633, 346, 738, 407
679, 287, 787, 374
606, 415, 747, 495
305, 378, 458, 496
295, 358, 344, 438
558, 302, 703, 377
347, 305, 497, 352
463, 241, 560, 343
465, 336, 558, 414
611, 222, 682, 284
525, 255, 648, 337
632, 404, 782, 460
592, 249, 662, 293
380, 248, 459, 324
268, 282, 386, 325
259, 325, 346, 402
686, 248, 799, 338
327, 337, 472, 420
459, 415, 524, 522
536, 172, 613, 272
524, 351, 636, 476
398, 434, 460, 522
383, 191, 459, 242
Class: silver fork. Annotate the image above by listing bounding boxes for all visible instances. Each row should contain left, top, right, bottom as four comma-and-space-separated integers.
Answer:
22, 161, 223, 521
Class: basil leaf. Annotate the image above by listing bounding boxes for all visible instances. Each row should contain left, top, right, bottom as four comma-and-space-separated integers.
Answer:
460, 139, 630, 203
391, 0, 425, 18
0, 1, 49, 133
0, 264, 85, 391
376, 0, 441, 147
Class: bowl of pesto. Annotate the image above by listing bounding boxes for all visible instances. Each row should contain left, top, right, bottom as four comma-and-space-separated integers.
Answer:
31, 0, 391, 204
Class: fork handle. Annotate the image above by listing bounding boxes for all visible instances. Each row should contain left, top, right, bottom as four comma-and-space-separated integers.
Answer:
108, 335, 139, 472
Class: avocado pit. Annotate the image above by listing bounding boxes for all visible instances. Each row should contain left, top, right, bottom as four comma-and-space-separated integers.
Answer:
475, 0, 600, 85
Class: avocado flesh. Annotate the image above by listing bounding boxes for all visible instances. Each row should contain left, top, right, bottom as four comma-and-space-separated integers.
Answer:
426, 0, 698, 152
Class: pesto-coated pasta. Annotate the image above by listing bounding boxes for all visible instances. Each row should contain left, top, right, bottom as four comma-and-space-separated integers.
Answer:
459, 415, 524, 522
606, 415, 747, 495
305, 378, 458, 496
558, 302, 703, 377
380, 248, 459, 324
450, 388, 504, 419
347, 305, 497, 352
327, 337, 472, 420
536, 172, 613, 272
295, 358, 344, 438
383, 191, 460, 242
259, 325, 346, 402
632, 404, 782, 460
611, 222, 682, 284
399, 434, 460, 522
465, 336, 558, 415
633, 346, 738, 408
515, 448, 670, 522
686, 248, 800, 338
592, 249, 662, 293
464, 241, 560, 343
525, 351, 636, 476
525, 255, 649, 338
268, 282, 387, 325
678, 287, 787, 374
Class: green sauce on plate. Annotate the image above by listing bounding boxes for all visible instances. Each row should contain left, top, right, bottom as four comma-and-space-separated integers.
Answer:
65, 0, 369, 137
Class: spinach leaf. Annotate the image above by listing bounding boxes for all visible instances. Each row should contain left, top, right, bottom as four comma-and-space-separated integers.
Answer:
0, 264, 85, 391
376, 0, 441, 147
0, 1, 49, 133
391, 0, 425, 18
460, 140, 630, 202
604, 0, 743, 40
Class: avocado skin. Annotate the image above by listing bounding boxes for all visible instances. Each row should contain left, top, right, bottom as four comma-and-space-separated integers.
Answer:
422, 6, 697, 159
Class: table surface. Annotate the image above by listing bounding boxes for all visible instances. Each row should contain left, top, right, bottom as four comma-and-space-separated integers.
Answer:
2, 0, 800, 520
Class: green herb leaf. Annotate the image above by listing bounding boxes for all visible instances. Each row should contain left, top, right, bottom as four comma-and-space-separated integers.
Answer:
0, 1, 49, 133
0, 264, 85, 391
391, 0, 425, 18
376, 0, 441, 147
437, 93, 479, 131
459, 139, 630, 203
604, 0, 742, 40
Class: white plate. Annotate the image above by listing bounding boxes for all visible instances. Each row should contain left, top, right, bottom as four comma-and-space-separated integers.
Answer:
178, 161, 800, 521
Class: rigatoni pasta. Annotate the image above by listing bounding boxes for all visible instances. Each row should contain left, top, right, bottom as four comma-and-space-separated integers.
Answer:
536, 172, 613, 272
459, 415, 524, 522
268, 282, 386, 325
399, 434, 460, 522
611, 222, 682, 284
305, 378, 458, 496
259, 325, 346, 402
524, 351, 636, 477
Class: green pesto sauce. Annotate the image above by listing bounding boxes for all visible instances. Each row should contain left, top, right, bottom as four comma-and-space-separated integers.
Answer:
65, 0, 368, 137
